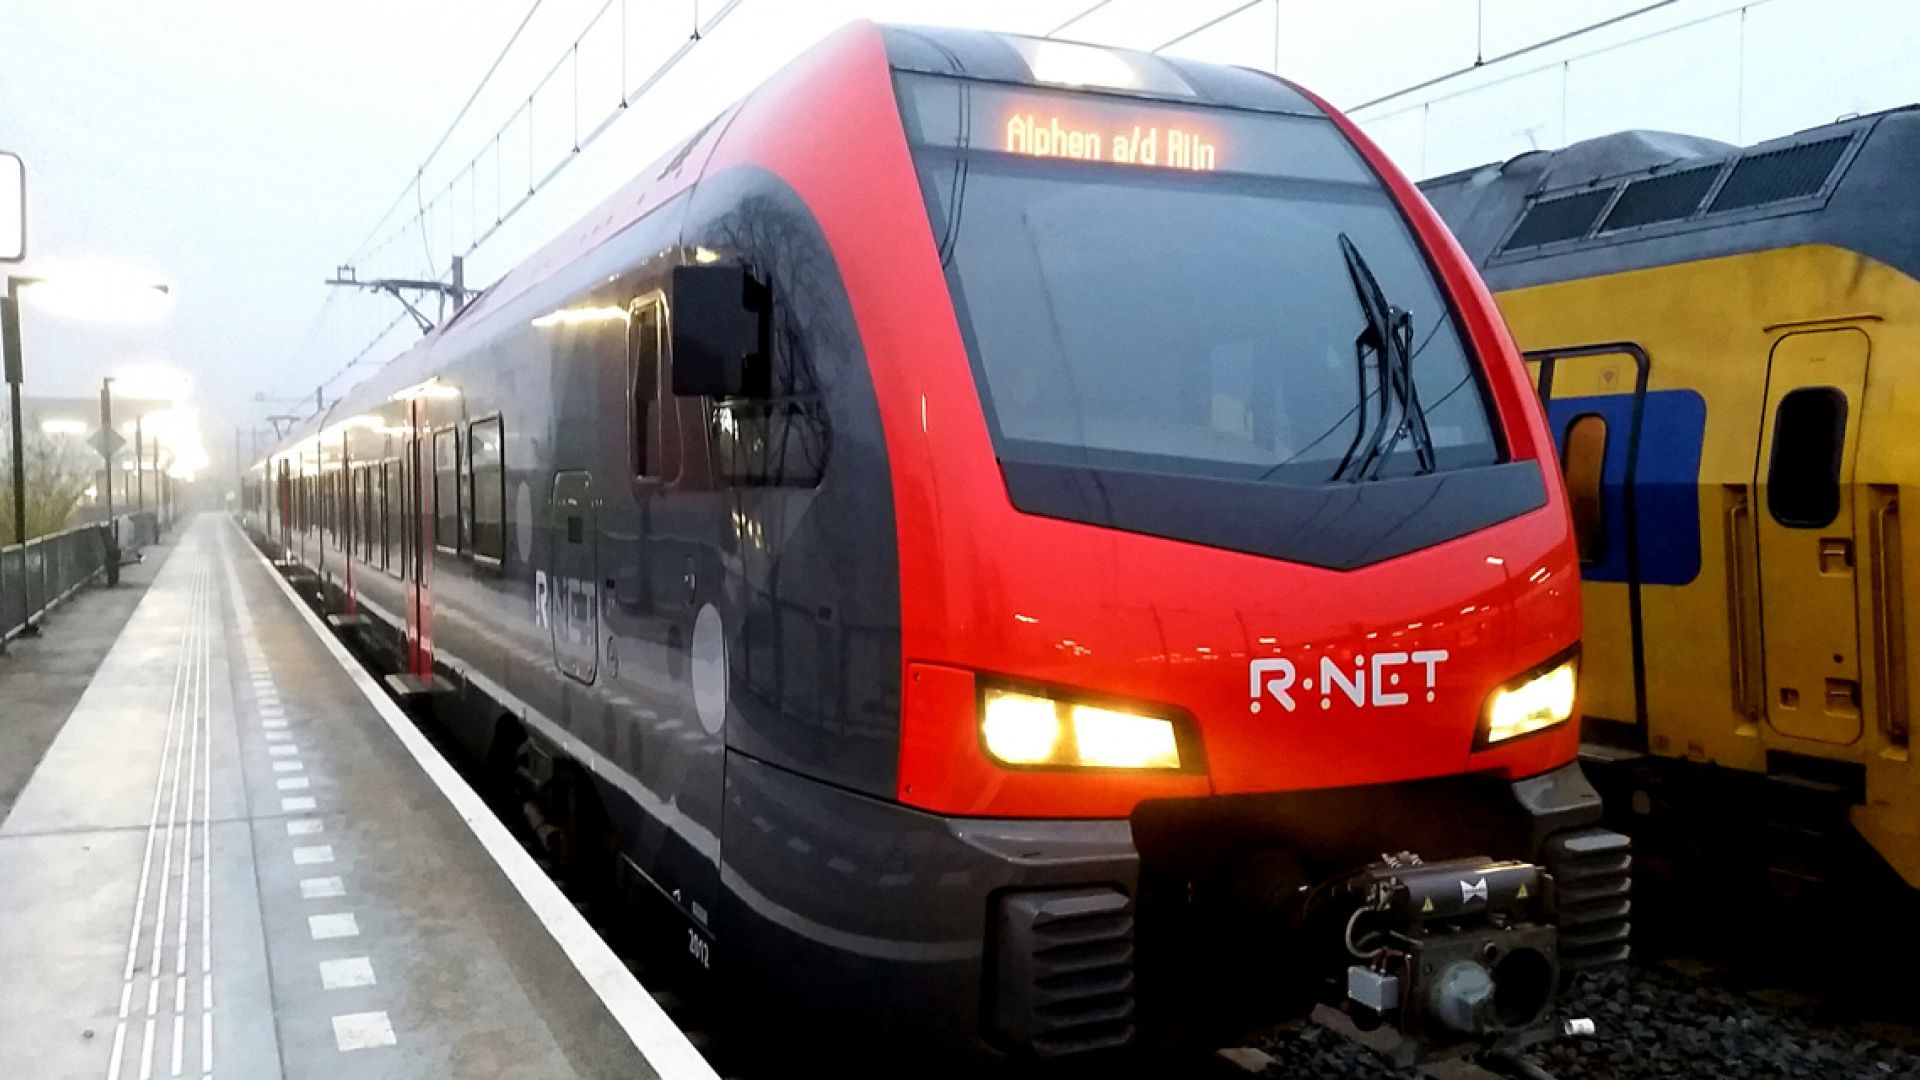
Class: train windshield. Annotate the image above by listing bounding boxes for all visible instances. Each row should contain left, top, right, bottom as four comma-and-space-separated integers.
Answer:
898, 75, 1501, 485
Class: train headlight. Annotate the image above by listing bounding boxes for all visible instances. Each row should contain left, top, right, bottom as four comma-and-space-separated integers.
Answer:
980, 687, 1183, 770
1483, 654, 1579, 745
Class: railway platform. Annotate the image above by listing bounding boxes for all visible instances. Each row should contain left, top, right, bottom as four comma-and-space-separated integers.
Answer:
0, 515, 713, 1080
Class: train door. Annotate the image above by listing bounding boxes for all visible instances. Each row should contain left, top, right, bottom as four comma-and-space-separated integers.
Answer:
549, 470, 599, 684
1753, 328, 1870, 745
627, 290, 725, 946
1530, 344, 1652, 730
276, 459, 291, 556
404, 401, 433, 677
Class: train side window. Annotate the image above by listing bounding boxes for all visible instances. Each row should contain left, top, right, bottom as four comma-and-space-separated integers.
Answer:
710, 286, 828, 490
629, 296, 680, 482
468, 416, 505, 563
1767, 386, 1847, 528
433, 427, 461, 553
1561, 414, 1608, 564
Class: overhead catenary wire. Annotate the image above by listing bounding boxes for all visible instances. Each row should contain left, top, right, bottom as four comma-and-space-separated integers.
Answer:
275, 0, 752, 421
344, 0, 552, 269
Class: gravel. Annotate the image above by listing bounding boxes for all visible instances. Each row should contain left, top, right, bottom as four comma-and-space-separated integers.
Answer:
1253, 963, 1920, 1079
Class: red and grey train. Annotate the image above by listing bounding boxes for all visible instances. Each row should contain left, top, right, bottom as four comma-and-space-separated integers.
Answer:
244, 23, 1629, 1065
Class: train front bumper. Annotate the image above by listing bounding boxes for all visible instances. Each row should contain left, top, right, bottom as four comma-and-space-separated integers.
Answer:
721, 757, 1629, 1063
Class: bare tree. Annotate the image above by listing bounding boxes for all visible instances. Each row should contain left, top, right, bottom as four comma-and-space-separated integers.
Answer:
0, 425, 99, 541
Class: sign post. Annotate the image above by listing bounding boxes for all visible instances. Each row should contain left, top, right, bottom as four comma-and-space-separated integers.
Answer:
96, 380, 121, 553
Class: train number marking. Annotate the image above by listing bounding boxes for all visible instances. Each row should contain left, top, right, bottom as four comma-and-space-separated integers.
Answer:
687, 929, 711, 970
1249, 650, 1450, 714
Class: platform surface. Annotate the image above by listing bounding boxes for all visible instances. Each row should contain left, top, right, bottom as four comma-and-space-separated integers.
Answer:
0, 516, 676, 1079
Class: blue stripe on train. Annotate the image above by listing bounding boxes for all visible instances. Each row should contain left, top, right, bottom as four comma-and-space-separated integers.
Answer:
1545, 388, 1706, 586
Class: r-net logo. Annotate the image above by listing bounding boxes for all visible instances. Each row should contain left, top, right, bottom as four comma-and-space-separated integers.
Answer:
1249, 650, 1449, 714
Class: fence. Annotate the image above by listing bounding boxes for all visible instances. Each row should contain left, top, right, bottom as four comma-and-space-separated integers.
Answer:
0, 510, 162, 644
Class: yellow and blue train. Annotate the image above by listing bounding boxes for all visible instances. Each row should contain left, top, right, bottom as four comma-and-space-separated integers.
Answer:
1424, 106, 1920, 894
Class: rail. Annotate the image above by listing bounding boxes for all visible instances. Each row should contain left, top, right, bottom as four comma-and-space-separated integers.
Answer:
0, 510, 162, 644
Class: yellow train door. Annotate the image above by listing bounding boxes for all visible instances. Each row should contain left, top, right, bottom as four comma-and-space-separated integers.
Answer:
1753, 327, 1870, 745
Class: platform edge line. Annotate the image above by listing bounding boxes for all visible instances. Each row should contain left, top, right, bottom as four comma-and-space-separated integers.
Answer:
228, 520, 718, 1080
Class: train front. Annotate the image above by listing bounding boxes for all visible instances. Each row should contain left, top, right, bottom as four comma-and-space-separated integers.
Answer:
708, 24, 1632, 1067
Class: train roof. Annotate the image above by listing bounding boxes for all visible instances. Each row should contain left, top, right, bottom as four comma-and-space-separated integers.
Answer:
1421, 102, 1920, 290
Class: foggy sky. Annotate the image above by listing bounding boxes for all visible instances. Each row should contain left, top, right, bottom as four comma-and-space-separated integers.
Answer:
2, 0, 1914, 484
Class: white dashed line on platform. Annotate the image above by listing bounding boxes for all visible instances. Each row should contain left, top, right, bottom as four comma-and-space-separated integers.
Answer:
272, 761, 303, 773
286, 820, 323, 837
268, 745, 298, 757
278, 778, 310, 791
319, 957, 377, 991
332, 1010, 396, 1051
309, 913, 359, 941
300, 877, 346, 900
292, 846, 334, 866
282, 796, 316, 812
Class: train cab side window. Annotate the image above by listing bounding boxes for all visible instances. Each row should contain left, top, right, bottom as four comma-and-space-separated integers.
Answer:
1562, 414, 1608, 564
468, 416, 505, 563
433, 427, 461, 553
1767, 386, 1847, 528
629, 297, 679, 482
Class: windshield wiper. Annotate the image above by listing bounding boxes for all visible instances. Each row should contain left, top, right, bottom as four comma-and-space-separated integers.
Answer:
1330, 233, 1437, 482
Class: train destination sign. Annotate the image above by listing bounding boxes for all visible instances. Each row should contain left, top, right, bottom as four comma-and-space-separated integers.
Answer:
1002, 110, 1219, 171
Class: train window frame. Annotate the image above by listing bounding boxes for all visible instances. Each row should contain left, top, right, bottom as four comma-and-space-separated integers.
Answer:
467, 414, 506, 566
432, 425, 462, 556
1561, 413, 1608, 565
1766, 385, 1848, 529
398, 451, 414, 580
382, 457, 400, 576
363, 462, 378, 564
628, 291, 682, 486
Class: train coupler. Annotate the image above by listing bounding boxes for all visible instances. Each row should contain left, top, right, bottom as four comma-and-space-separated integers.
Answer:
1319, 855, 1560, 1066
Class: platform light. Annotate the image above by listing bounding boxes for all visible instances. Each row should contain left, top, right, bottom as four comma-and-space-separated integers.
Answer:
39, 418, 87, 436
1484, 658, 1578, 744
16, 263, 170, 323
980, 686, 1183, 770
111, 361, 191, 404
